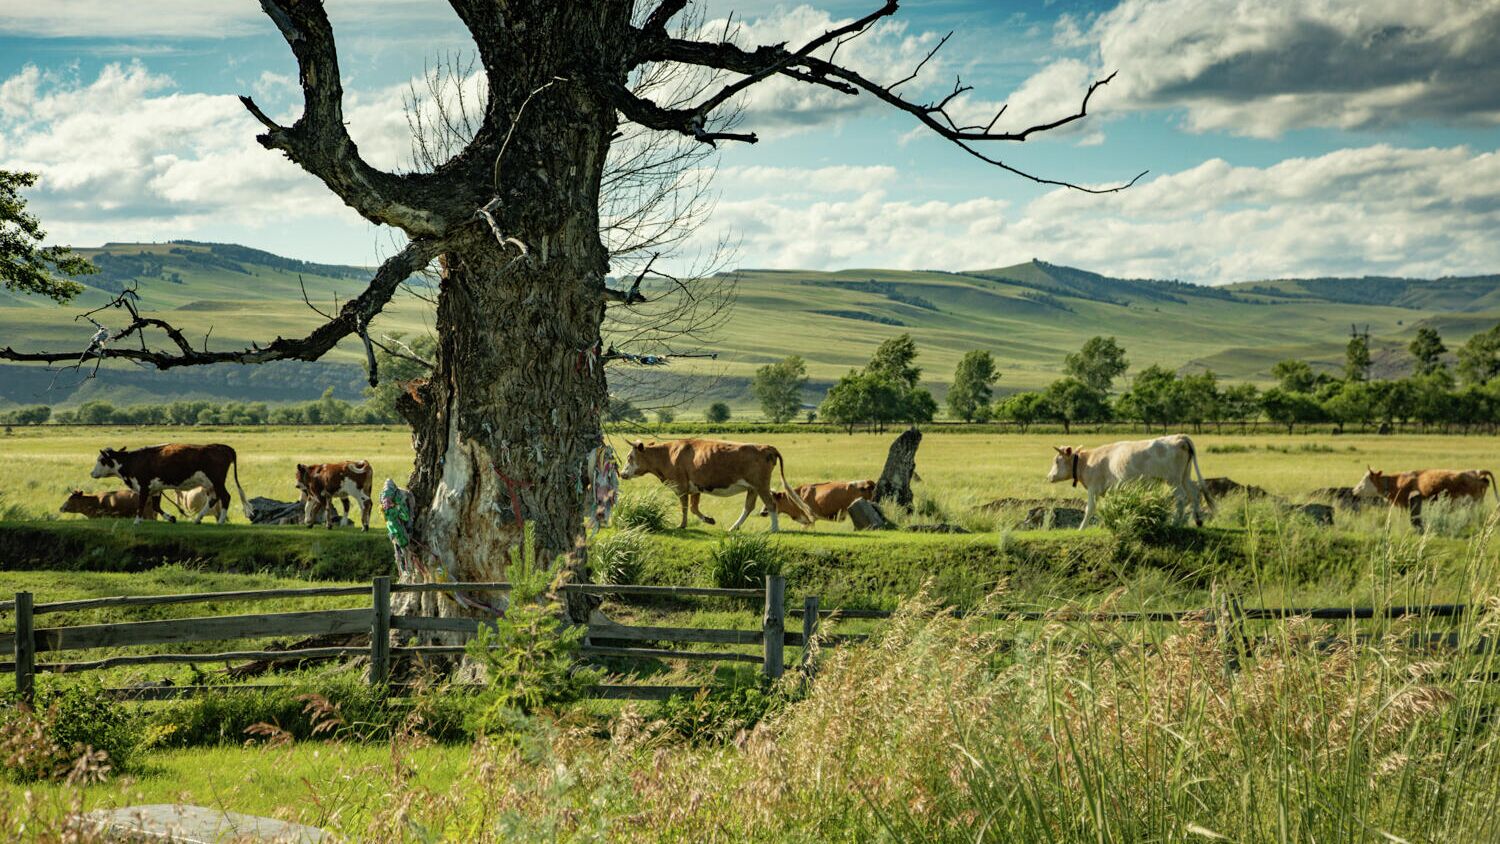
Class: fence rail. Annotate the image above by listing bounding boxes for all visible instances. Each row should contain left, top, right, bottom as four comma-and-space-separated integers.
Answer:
1, 577, 1482, 705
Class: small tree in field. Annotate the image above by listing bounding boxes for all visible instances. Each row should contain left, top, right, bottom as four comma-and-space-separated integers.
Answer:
1064, 337, 1128, 394
947, 350, 997, 422
1409, 327, 1447, 376
752, 355, 808, 423
704, 402, 731, 424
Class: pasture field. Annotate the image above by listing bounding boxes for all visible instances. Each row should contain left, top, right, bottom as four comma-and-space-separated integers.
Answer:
3, 424, 1497, 527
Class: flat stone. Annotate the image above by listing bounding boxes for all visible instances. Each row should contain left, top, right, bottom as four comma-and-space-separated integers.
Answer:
80, 804, 327, 843
1020, 506, 1086, 530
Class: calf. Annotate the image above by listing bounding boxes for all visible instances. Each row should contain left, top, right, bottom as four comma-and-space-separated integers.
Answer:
1045, 434, 1210, 529
295, 461, 374, 530
620, 438, 812, 532
59, 489, 169, 521
1353, 467, 1498, 508
170, 487, 222, 522
91, 443, 251, 524
760, 479, 877, 527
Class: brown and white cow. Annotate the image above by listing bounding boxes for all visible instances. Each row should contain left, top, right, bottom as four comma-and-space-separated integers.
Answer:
760, 479, 877, 527
1046, 434, 1210, 529
1352, 467, 1498, 508
619, 438, 812, 532
59, 489, 170, 521
90, 443, 252, 524
295, 461, 374, 530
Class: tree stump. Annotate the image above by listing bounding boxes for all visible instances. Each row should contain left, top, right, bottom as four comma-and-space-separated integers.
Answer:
875, 427, 922, 509
847, 498, 890, 531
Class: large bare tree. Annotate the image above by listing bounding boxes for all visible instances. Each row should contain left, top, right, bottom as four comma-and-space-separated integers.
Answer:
1, 0, 1133, 621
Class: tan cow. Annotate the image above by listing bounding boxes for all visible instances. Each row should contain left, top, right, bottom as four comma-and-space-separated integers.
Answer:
59, 489, 169, 521
1353, 467, 1498, 508
295, 461, 374, 530
170, 487, 222, 522
1046, 434, 1210, 528
760, 480, 877, 527
619, 438, 812, 532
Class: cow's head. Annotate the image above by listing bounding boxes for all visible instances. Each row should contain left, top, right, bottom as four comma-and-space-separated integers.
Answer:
758, 491, 813, 526
619, 441, 653, 480
59, 489, 88, 514
1353, 467, 1385, 499
294, 463, 310, 495
91, 448, 125, 479
1046, 446, 1080, 484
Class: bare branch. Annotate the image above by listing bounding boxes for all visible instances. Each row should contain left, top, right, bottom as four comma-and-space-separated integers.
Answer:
0, 239, 441, 370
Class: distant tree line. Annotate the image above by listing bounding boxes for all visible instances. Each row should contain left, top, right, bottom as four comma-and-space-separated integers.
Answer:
1, 389, 398, 427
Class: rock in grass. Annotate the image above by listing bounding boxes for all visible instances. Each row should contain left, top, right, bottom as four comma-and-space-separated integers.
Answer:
1020, 506, 1086, 530
80, 804, 327, 842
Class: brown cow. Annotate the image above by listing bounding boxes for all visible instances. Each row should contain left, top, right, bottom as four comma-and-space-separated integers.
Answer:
619, 438, 811, 532
59, 489, 170, 521
91, 443, 252, 524
295, 461, 374, 530
1353, 467, 1498, 508
760, 480, 877, 527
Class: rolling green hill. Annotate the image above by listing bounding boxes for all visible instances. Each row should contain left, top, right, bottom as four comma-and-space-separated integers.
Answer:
3, 243, 1498, 410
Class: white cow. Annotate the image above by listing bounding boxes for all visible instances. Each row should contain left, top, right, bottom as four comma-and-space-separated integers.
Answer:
1045, 434, 1210, 529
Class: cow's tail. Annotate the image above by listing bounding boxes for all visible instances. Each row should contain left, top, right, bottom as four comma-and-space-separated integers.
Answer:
773, 449, 814, 523
1186, 437, 1213, 510
1483, 470, 1500, 506
231, 452, 254, 520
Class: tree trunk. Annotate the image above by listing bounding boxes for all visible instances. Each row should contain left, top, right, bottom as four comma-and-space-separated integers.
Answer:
395, 3, 628, 629
874, 426, 922, 509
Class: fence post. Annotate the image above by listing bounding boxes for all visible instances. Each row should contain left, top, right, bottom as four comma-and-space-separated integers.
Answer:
800, 596, 819, 676
14, 592, 34, 706
763, 575, 785, 681
370, 577, 391, 689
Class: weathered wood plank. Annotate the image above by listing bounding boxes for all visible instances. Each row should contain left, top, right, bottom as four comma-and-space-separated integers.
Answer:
563, 584, 762, 599
14, 592, 34, 704
587, 621, 763, 646
763, 576, 785, 680
391, 616, 488, 634
41, 646, 366, 673
32, 608, 372, 653
370, 577, 391, 687
580, 645, 762, 664
13, 585, 369, 616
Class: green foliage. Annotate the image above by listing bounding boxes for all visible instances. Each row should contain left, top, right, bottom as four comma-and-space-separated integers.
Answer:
0, 405, 50, 425
653, 407, 675, 424
995, 391, 1050, 432
704, 402, 732, 424
146, 675, 420, 748
0, 169, 95, 303
1344, 330, 1372, 381
1410, 327, 1448, 375
1096, 482, 1179, 545
708, 532, 785, 589
1456, 322, 1500, 385
2, 682, 140, 781
1116, 364, 1185, 429
1271, 358, 1318, 392
1259, 387, 1324, 433
605, 395, 646, 423
866, 333, 922, 389
656, 669, 783, 744
611, 489, 672, 533
589, 526, 649, 585
1042, 377, 1111, 432
465, 536, 600, 736
752, 355, 809, 423
1063, 336, 1128, 392
947, 350, 998, 422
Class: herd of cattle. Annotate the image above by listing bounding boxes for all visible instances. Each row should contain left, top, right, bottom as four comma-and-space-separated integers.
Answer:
59, 443, 376, 530
51, 436, 1500, 533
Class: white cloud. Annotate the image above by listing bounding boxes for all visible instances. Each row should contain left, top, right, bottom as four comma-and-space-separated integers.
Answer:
687, 145, 1500, 283
0, 0, 454, 39
1066, 0, 1500, 136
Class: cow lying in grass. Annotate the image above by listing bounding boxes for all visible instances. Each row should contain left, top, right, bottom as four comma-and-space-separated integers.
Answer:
759, 480, 877, 527
1353, 467, 1498, 508
1045, 434, 1211, 529
59, 489, 170, 521
620, 438, 812, 532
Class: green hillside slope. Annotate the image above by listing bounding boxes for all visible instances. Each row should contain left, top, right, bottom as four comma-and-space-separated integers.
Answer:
3, 244, 1498, 408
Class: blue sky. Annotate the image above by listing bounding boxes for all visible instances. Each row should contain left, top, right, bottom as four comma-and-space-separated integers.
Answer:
2, 0, 1498, 283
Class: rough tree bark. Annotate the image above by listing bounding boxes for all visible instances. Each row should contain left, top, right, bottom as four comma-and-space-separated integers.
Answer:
874, 426, 922, 509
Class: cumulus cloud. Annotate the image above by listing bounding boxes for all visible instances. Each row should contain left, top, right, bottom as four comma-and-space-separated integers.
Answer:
1070, 0, 1500, 136
687, 145, 1500, 282
0, 0, 451, 39
0, 62, 367, 245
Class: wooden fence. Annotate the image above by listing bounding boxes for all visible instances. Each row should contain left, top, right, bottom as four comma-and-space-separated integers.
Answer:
0, 579, 1485, 705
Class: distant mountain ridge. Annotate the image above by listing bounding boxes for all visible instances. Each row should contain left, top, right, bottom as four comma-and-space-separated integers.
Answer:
1, 245, 1497, 409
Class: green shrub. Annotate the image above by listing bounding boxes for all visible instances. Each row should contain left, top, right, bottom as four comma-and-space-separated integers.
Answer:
1097, 482, 1179, 544
1420, 497, 1492, 539
590, 527, 649, 585
612, 490, 672, 533
913, 494, 948, 522
1, 683, 140, 782
464, 532, 601, 738
146, 674, 403, 747
708, 532, 785, 589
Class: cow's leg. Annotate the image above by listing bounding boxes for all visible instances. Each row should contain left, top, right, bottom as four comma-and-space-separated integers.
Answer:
689, 494, 716, 525
191, 489, 216, 524
1080, 490, 1097, 529
212, 483, 231, 524
325, 496, 339, 529
677, 494, 690, 529
304, 496, 320, 528
134, 484, 151, 525
730, 489, 760, 532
